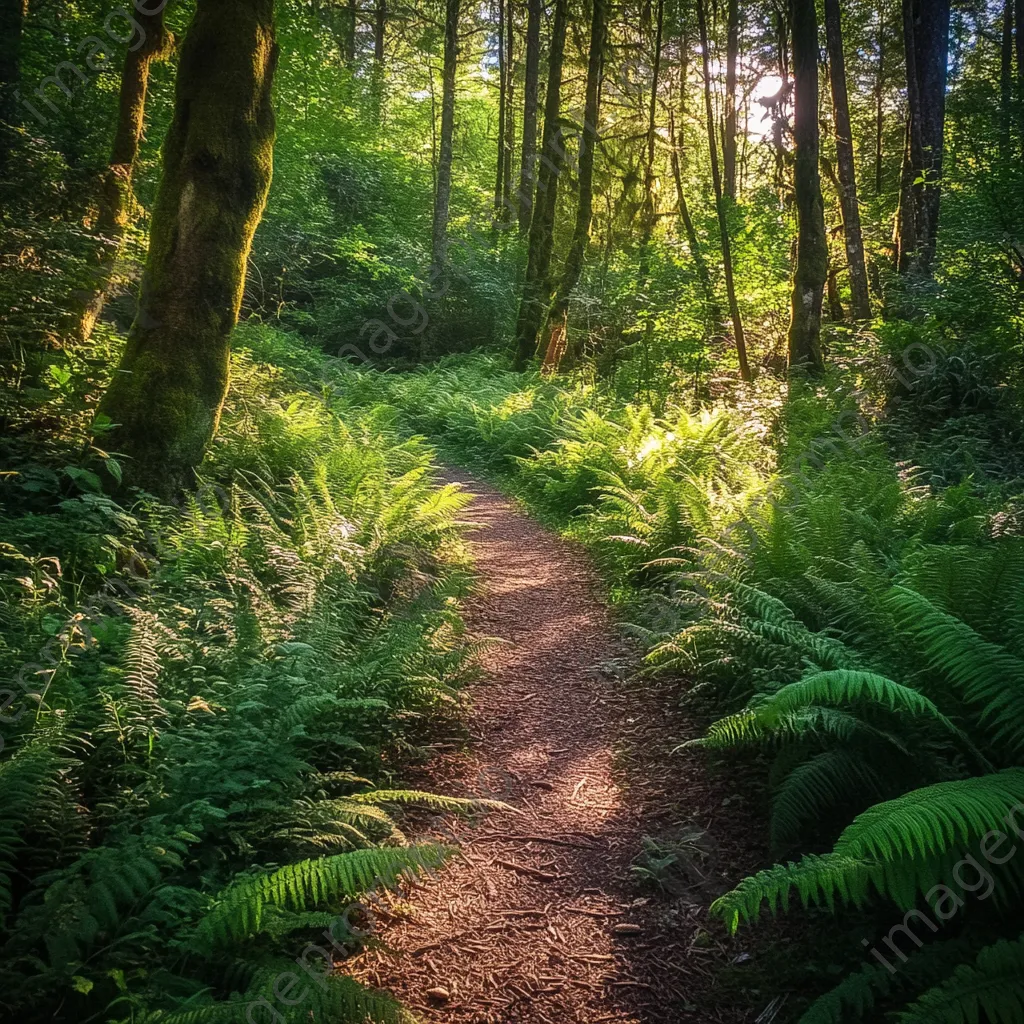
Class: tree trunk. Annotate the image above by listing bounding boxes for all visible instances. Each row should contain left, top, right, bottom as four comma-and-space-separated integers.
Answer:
1016, 0, 1023, 158
539, 0, 605, 371
0, 0, 27, 176
372, 0, 386, 122
824, 0, 870, 320
503, 0, 514, 215
896, 0, 950, 277
1000, 0, 1013, 165
76, 6, 173, 343
670, 32, 719, 324
723, 0, 739, 199
787, 0, 827, 374
513, 0, 568, 369
343, 0, 357, 64
696, 0, 751, 382
516, 0, 541, 232
431, 0, 460, 269
874, 3, 885, 196
494, 0, 506, 219
95, 0, 277, 498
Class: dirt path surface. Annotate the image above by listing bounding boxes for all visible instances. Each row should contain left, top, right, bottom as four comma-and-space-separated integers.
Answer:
347, 471, 760, 1023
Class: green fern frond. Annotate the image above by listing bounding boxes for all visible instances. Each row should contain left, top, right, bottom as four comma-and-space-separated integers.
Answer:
347, 789, 512, 814
888, 586, 1024, 760
895, 934, 1024, 1023
194, 844, 454, 948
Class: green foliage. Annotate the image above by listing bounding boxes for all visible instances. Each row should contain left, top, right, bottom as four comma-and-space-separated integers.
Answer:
0, 334, 486, 1022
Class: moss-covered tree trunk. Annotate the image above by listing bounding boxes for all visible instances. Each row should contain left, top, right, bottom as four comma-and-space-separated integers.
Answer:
896, 0, 949, 277
539, 0, 605, 371
696, 0, 750, 382
512, 0, 568, 370
787, 0, 827, 374
516, 0, 542, 233
1016, 0, 1023, 157
824, 0, 870, 320
0, 0, 27, 177
431, 0, 459, 269
96, 0, 277, 498
77, 5, 173, 343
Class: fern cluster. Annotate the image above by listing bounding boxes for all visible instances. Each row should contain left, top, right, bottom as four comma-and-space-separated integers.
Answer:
0, 341, 486, 1022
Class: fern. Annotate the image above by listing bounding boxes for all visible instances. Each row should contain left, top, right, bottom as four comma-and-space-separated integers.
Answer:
714, 769, 1024, 931
895, 935, 1024, 1023
193, 844, 455, 948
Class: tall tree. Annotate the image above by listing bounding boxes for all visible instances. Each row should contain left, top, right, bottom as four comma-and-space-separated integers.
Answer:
670, 31, 719, 327
431, 0, 460, 268
513, 0, 568, 368
787, 0, 827, 373
896, 0, 950, 276
372, 0, 387, 122
0, 0, 27, 177
1000, 0, 1013, 164
516, 0, 541, 232
723, 0, 740, 199
874, 2, 886, 196
695, 0, 751, 382
539, 0, 605, 370
824, 0, 870, 320
1016, 0, 1023, 157
494, 0, 507, 219
77, 4, 174, 342
96, 0, 278, 497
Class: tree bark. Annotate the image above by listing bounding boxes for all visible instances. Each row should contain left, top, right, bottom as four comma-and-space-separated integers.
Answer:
696, 0, 751, 382
0, 0, 27, 177
431, 0, 460, 269
874, 3, 885, 196
670, 33, 720, 327
372, 0, 386, 122
513, 0, 568, 369
539, 0, 605, 371
76, 5, 173, 343
824, 0, 870, 320
896, 0, 950, 277
503, 0, 514, 215
516, 0, 541, 232
723, 0, 739, 199
1000, 0, 1013, 165
96, 0, 277, 498
1016, 0, 1023, 158
494, 0, 507, 219
787, 0, 827, 374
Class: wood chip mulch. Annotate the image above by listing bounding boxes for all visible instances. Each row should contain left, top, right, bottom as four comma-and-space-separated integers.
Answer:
343, 471, 782, 1023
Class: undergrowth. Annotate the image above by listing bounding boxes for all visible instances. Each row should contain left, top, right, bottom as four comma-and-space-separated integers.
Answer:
347, 343, 1024, 1022
0, 326, 488, 1022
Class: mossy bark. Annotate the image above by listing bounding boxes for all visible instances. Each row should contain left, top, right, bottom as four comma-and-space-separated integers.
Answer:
77, 6, 173, 343
539, 0, 605, 371
96, 0, 278, 498
787, 0, 827, 375
513, 0, 568, 370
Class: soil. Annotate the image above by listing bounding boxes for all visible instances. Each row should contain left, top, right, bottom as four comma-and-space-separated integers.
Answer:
345, 470, 778, 1023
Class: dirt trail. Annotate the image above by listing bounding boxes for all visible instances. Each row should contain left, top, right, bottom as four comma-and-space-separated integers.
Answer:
348, 471, 758, 1023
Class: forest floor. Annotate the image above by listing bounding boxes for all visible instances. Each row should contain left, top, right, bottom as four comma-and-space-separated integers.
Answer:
346, 471, 776, 1023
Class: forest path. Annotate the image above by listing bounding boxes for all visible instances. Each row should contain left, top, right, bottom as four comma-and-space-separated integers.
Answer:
347, 470, 750, 1023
